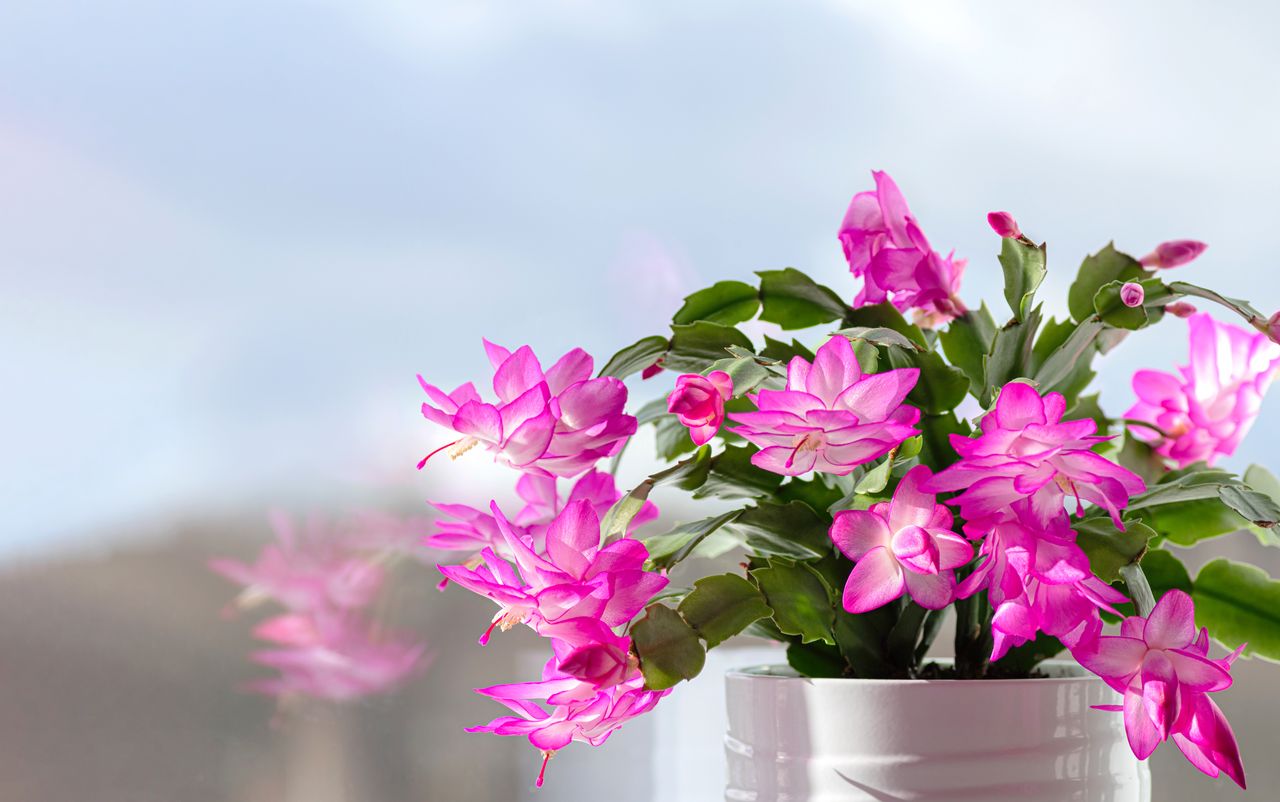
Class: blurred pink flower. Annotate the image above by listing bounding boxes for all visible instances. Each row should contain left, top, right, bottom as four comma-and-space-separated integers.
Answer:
927, 382, 1145, 529
838, 170, 967, 326
830, 466, 972, 612
1126, 313, 1280, 467
987, 211, 1022, 239
668, 370, 733, 446
1165, 301, 1197, 319
1074, 591, 1243, 787
729, 335, 921, 476
418, 340, 636, 477
1120, 282, 1145, 307
1140, 239, 1207, 269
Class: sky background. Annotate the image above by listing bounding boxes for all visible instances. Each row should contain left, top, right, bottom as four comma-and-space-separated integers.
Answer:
7, 1, 1280, 553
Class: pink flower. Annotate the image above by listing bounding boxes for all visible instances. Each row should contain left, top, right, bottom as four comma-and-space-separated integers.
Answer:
1120, 282, 1145, 307
1267, 311, 1280, 345
1140, 239, 1208, 269
830, 466, 972, 612
249, 610, 426, 701
437, 500, 668, 643
838, 170, 967, 327
668, 370, 733, 445
926, 382, 1145, 529
419, 340, 637, 477
426, 470, 657, 563
728, 335, 921, 476
1074, 591, 1244, 787
987, 211, 1022, 239
1126, 313, 1280, 467
1165, 301, 1197, 318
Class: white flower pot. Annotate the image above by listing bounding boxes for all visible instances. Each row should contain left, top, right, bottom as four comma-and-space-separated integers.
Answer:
724, 662, 1150, 802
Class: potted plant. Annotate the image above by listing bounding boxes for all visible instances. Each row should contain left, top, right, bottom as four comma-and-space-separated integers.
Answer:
415, 171, 1280, 798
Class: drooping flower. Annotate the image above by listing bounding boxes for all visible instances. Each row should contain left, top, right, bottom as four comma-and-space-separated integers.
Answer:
838, 170, 967, 327
1074, 590, 1244, 787
1140, 239, 1207, 269
987, 211, 1022, 239
926, 382, 1146, 529
1126, 313, 1280, 467
1120, 282, 1145, 307
437, 500, 668, 643
426, 470, 657, 564
830, 466, 972, 612
419, 340, 637, 477
668, 370, 733, 446
728, 335, 921, 476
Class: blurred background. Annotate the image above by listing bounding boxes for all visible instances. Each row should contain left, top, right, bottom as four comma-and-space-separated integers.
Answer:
4, 1, 1280, 800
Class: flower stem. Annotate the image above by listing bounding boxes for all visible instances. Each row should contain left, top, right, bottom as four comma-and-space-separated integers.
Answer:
1118, 418, 1171, 438
1120, 562, 1157, 617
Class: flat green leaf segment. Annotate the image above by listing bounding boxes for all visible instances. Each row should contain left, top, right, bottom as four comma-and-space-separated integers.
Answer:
1194, 559, 1280, 662
677, 574, 773, 648
757, 268, 848, 329
999, 236, 1046, 322
673, 281, 761, 326
631, 605, 705, 689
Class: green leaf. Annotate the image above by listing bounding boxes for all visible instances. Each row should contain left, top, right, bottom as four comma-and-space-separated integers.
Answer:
644, 510, 744, 570
665, 322, 753, 373
836, 326, 920, 352
635, 397, 669, 426
706, 354, 776, 396
677, 574, 774, 648
729, 501, 834, 560
672, 280, 761, 326
599, 335, 668, 379
999, 236, 1047, 322
1245, 464, 1280, 504
654, 414, 698, 461
916, 412, 969, 472
890, 348, 969, 415
601, 447, 712, 539
854, 453, 896, 495
1073, 518, 1154, 582
1067, 393, 1109, 438
843, 302, 928, 348
694, 444, 784, 500
1167, 281, 1268, 329
1030, 317, 1076, 374
832, 607, 895, 677
1034, 318, 1104, 397
1220, 485, 1280, 528
1194, 558, 1280, 662
886, 602, 929, 669
751, 559, 836, 645
1093, 280, 1149, 330
1068, 243, 1146, 323
760, 335, 815, 364
1118, 435, 1165, 485
983, 308, 1041, 406
757, 268, 848, 330
939, 304, 997, 396
785, 641, 846, 678
632, 605, 707, 689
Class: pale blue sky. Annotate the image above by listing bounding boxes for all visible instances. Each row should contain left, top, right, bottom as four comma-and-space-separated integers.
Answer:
5, 1, 1280, 553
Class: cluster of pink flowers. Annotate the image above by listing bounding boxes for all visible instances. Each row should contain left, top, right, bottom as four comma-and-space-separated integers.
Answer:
419, 340, 637, 477
422, 342, 668, 786
728, 335, 921, 476
211, 512, 429, 700
1127, 313, 1280, 467
839, 170, 967, 327
925, 382, 1146, 657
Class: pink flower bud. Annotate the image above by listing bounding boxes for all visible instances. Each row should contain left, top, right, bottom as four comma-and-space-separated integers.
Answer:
667, 370, 733, 445
987, 211, 1022, 239
1139, 239, 1207, 269
1164, 301, 1197, 318
1268, 311, 1280, 345
1120, 282, 1145, 308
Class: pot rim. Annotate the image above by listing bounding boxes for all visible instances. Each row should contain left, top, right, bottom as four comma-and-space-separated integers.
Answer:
726, 658, 1098, 686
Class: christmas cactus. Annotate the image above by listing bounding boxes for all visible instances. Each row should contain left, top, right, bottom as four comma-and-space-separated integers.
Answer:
417, 171, 1280, 788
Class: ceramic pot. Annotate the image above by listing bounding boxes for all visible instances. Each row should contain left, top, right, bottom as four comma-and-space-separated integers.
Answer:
724, 662, 1150, 802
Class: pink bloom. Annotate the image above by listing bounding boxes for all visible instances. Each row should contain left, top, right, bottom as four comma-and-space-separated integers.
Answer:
419, 340, 637, 477
1120, 282, 1145, 307
250, 610, 426, 701
437, 500, 668, 643
987, 211, 1022, 239
926, 382, 1146, 528
1126, 313, 1280, 467
830, 466, 972, 612
1267, 311, 1280, 345
1074, 591, 1243, 787
838, 170, 967, 327
728, 335, 921, 476
426, 470, 656, 562
668, 370, 733, 446
1140, 239, 1207, 269
1165, 301, 1197, 319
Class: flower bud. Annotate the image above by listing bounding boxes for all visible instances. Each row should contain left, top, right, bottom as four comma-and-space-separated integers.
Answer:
667, 370, 733, 445
1120, 282, 1145, 308
1164, 301, 1197, 318
987, 211, 1022, 239
1139, 239, 1207, 269
1267, 311, 1280, 345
